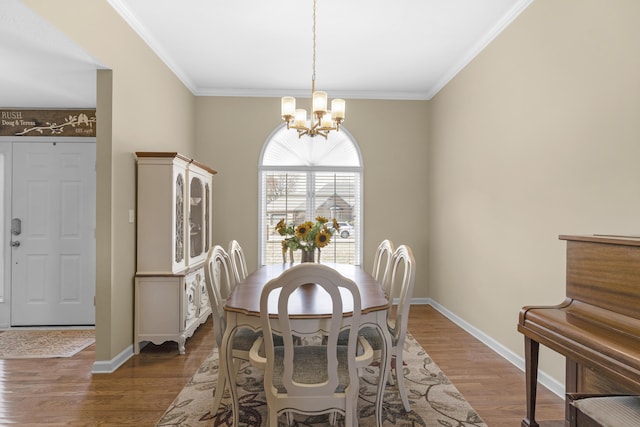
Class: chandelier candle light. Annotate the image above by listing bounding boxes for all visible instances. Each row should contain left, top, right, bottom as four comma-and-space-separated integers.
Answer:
280, 0, 345, 139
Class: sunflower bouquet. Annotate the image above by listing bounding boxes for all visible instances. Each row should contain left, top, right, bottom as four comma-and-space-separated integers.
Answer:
275, 216, 340, 262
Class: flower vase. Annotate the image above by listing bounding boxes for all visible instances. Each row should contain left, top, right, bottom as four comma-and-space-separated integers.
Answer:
301, 249, 315, 263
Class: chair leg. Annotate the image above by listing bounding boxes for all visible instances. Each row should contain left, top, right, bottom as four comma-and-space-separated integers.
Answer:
212, 357, 240, 416
212, 369, 227, 415
353, 406, 359, 427
344, 409, 352, 427
329, 411, 337, 425
387, 367, 396, 386
285, 411, 294, 426
395, 351, 411, 412
269, 408, 278, 427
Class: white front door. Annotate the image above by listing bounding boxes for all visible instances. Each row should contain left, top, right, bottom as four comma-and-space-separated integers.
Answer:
10, 142, 95, 326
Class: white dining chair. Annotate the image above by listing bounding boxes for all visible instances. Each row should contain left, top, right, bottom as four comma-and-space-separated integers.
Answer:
228, 239, 249, 285
204, 245, 260, 415
210, 245, 237, 301
349, 244, 416, 412
249, 263, 373, 426
372, 239, 395, 296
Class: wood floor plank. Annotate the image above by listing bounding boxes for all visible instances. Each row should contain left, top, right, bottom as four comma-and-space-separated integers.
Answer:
0, 304, 565, 425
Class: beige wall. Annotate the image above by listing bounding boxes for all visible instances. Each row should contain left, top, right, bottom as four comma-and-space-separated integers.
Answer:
429, 0, 640, 382
195, 97, 430, 296
24, 0, 197, 361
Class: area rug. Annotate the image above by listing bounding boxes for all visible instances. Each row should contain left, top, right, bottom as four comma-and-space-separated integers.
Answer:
157, 333, 487, 426
0, 329, 95, 359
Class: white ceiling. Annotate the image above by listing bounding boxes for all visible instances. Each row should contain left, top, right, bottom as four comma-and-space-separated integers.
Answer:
1, 0, 533, 109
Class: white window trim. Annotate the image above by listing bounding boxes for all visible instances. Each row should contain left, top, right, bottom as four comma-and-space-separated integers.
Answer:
258, 124, 364, 266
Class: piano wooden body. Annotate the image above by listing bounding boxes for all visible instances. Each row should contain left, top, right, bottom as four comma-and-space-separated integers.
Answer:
518, 234, 640, 426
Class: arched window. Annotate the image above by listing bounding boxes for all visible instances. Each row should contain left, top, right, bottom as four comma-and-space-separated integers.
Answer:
259, 124, 363, 265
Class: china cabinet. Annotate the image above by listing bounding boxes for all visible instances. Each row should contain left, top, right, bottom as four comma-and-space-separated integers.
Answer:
134, 152, 216, 354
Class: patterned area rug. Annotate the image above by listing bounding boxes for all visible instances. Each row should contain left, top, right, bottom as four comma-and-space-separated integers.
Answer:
157, 333, 487, 426
0, 329, 95, 359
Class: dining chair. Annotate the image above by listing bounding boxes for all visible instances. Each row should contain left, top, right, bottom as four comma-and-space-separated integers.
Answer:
204, 245, 261, 415
352, 244, 416, 412
210, 245, 236, 301
372, 239, 395, 296
249, 263, 373, 426
228, 239, 249, 285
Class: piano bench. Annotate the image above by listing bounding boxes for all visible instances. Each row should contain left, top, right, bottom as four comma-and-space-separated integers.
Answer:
568, 394, 640, 427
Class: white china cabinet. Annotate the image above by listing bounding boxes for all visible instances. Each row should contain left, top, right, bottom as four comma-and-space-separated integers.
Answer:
134, 152, 216, 354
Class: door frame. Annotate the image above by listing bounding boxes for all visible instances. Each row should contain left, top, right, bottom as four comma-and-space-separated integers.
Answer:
0, 136, 96, 328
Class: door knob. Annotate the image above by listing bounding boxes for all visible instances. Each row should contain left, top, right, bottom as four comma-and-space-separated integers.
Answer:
10, 241, 20, 247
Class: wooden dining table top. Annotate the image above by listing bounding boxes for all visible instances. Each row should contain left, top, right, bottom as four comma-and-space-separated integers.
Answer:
224, 262, 390, 318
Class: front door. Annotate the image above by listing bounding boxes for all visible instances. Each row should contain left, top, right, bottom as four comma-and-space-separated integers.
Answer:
10, 142, 95, 326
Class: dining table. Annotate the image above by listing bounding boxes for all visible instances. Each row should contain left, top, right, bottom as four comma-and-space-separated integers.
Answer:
219, 262, 392, 426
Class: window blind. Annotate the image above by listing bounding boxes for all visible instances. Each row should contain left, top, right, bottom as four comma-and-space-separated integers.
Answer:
260, 171, 360, 265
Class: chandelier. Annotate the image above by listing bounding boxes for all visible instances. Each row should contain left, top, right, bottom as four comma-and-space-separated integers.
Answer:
280, 0, 345, 139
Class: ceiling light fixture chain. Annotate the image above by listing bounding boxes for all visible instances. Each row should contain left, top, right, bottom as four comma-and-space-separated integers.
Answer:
280, 0, 345, 139
312, 0, 317, 85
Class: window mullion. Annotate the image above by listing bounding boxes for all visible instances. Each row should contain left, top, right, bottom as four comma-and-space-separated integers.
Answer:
307, 171, 315, 219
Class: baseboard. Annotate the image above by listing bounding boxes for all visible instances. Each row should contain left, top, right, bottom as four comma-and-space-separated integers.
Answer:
92, 344, 134, 374
416, 298, 565, 399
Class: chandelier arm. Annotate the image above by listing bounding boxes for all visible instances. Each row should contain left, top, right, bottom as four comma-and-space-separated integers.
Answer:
317, 130, 329, 139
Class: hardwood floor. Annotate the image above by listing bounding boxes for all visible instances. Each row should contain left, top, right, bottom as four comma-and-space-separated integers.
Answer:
408, 305, 565, 427
0, 304, 565, 426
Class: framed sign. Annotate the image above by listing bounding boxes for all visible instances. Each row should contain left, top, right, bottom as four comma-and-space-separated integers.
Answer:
0, 109, 96, 137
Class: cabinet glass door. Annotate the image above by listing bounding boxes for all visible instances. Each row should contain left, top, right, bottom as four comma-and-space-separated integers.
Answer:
189, 176, 204, 259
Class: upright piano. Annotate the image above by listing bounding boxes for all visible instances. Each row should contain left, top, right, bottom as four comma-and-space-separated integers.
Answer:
518, 234, 640, 426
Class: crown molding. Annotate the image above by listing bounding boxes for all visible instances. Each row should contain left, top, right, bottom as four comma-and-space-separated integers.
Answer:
107, 0, 197, 93
426, 0, 534, 99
